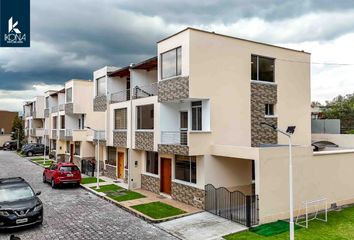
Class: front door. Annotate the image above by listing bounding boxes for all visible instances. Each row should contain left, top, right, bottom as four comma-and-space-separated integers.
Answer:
180, 112, 188, 145
117, 152, 124, 179
70, 144, 74, 163
160, 158, 172, 194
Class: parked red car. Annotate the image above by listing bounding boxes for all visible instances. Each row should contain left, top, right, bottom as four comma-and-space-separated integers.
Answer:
43, 163, 81, 188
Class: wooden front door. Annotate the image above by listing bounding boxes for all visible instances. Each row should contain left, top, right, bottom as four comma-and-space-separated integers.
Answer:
70, 144, 74, 163
117, 152, 124, 179
160, 158, 172, 194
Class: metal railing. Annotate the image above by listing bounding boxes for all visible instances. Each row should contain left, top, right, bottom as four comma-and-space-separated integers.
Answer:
132, 82, 158, 99
51, 106, 58, 113
94, 130, 106, 140
110, 89, 130, 103
59, 104, 65, 111
161, 131, 188, 145
65, 129, 73, 137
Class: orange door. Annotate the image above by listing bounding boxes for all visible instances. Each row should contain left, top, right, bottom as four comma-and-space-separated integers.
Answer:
160, 158, 172, 194
117, 152, 124, 179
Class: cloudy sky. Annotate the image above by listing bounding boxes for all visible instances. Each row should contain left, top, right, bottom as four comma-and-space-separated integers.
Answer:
1, 0, 354, 112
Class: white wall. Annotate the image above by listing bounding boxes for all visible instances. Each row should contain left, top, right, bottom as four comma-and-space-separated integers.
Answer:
130, 69, 157, 88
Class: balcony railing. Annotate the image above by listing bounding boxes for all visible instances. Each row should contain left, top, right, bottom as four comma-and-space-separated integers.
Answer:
132, 82, 158, 99
59, 104, 65, 111
65, 129, 73, 137
94, 130, 106, 140
161, 131, 188, 145
51, 106, 58, 113
110, 89, 130, 103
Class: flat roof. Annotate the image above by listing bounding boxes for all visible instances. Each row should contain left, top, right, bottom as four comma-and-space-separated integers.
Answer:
131, 56, 157, 70
109, 66, 131, 78
158, 27, 310, 55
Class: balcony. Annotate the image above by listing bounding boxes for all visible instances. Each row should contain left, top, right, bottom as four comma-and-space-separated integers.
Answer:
110, 89, 130, 104
93, 130, 106, 141
93, 95, 107, 111
159, 131, 189, 155
132, 83, 158, 99
65, 102, 74, 114
44, 108, 50, 118
59, 104, 65, 111
59, 129, 65, 140
134, 130, 154, 151
34, 128, 44, 137
65, 129, 87, 141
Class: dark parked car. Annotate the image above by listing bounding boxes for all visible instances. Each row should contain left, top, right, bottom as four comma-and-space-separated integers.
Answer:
22, 144, 49, 157
2, 141, 18, 151
21, 143, 36, 152
0, 177, 43, 230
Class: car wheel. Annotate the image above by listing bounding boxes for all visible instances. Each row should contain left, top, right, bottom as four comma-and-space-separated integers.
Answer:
27, 151, 33, 157
42, 175, 46, 183
51, 179, 56, 188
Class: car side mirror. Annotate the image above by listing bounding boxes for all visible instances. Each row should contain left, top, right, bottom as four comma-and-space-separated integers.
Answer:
36, 191, 41, 196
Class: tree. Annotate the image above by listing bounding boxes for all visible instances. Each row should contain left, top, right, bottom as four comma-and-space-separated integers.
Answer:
322, 94, 354, 133
11, 115, 25, 145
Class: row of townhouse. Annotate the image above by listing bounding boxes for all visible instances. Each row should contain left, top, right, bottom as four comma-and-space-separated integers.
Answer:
24, 28, 354, 226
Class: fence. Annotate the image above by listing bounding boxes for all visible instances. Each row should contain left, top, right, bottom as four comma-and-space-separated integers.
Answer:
205, 184, 259, 227
161, 131, 188, 145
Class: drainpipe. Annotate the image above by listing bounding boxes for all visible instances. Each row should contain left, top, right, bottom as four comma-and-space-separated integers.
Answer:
128, 68, 133, 190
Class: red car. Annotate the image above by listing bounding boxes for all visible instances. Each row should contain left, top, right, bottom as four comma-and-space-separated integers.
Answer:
43, 163, 81, 188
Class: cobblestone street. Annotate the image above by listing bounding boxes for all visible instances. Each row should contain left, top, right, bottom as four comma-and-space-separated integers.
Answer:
0, 151, 176, 240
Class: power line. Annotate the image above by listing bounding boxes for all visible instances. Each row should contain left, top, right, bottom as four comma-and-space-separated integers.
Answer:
276, 58, 354, 66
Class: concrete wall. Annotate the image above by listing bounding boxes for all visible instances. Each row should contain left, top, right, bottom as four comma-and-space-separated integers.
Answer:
312, 133, 354, 148
258, 146, 354, 223
312, 119, 340, 134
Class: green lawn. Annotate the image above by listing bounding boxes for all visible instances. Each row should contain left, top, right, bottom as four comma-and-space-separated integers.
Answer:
131, 201, 185, 219
80, 177, 105, 184
224, 207, 354, 240
39, 163, 52, 168
91, 184, 145, 202
31, 158, 51, 162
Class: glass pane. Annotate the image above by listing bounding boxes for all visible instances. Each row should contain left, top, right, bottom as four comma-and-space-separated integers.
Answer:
175, 157, 190, 182
251, 55, 258, 80
192, 108, 196, 130
137, 105, 154, 129
107, 147, 116, 165
146, 151, 158, 174
162, 49, 177, 79
258, 57, 274, 82
115, 108, 127, 129
176, 47, 182, 75
197, 107, 202, 130
191, 158, 197, 183
66, 88, 72, 102
97, 77, 106, 96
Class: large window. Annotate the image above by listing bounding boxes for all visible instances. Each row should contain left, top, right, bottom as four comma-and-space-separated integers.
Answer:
137, 104, 154, 130
251, 55, 275, 82
45, 97, 49, 108
191, 101, 202, 131
161, 47, 182, 79
114, 108, 127, 130
107, 147, 116, 166
66, 87, 72, 103
53, 116, 57, 129
60, 115, 65, 129
175, 155, 196, 184
96, 77, 106, 96
74, 142, 80, 155
146, 151, 158, 175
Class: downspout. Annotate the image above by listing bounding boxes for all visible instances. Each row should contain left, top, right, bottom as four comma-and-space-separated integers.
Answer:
128, 67, 133, 190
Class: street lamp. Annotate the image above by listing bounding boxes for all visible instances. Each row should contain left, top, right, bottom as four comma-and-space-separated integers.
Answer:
261, 122, 296, 240
85, 126, 100, 189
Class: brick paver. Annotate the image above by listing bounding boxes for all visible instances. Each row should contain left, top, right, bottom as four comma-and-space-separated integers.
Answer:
0, 151, 176, 240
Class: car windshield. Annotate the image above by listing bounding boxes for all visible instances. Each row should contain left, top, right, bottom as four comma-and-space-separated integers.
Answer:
60, 166, 79, 172
0, 186, 35, 202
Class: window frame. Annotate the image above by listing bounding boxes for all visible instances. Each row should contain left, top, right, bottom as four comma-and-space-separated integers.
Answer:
66, 87, 73, 103
114, 108, 127, 130
136, 104, 154, 130
191, 101, 202, 131
96, 76, 106, 97
174, 155, 197, 184
74, 141, 80, 156
160, 46, 182, 80
106, 146, 116, 166
265, 103, 275, 116
145, 151, 158, 175
251, 55, 275, 83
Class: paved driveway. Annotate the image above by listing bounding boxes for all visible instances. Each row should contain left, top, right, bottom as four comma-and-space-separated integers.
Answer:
157, 212, 247, 240
0, 151, 176, 240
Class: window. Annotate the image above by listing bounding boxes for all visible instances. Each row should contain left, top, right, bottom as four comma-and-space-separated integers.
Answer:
251, 55, 275, 82
74, 142, 80, 155
96, 77, 106, 96
107, 147, 116, 166
175, 155, 196, 184
191, 101, 202, 131
146, 151, 158, 175
161, 47, 182, 79
114, 108, 127, 129
45, 97, 49, 108
60, 115, 65, 129
66, 87, 72, 103
265, 104, 275, 116
66, 141, 70, 153
137, 104, 154, 130
53, 116, 57, 129
52, 140, 56, 150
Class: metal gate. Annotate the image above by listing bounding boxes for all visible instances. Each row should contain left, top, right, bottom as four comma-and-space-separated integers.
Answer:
81, 159, 95, 177
205, 184, 259, 227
